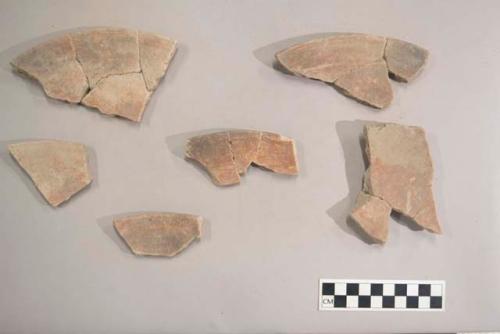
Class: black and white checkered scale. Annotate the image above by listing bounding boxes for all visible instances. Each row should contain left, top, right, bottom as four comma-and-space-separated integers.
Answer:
320, 280, 444, 310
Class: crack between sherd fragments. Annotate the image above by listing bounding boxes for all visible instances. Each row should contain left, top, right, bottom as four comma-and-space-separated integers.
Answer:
69, 34, 91, 102
225, 132, 240, 176
135, 29, 152, 92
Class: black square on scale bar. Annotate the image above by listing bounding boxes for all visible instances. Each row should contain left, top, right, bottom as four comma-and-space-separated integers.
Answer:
419, 284, 431, 296
430, 296, 442, 309
346, 283, 359, 295
407, 296, 419, 308
382, 296, 395, 308
334, 295, 347, 308
395, 284, 407, 296
322, 283, 335, 296
371, 283, 383, 296
358, 296, 371, 308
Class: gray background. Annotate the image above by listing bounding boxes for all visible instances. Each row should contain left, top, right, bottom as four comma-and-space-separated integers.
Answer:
0, 0, 499, 333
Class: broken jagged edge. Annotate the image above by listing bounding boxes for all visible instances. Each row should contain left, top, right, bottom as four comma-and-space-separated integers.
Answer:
8, 140, 93, 207
185, 130, 299, 186
275, 33, 429, 109
113, 212, 203, 257
11, 27, 177, 122
349, 122, 441, 244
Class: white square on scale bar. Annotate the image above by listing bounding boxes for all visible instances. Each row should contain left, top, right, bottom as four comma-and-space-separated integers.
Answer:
419, 296, 431, 308
431, 284, 442, 296
395, 296, 406, 308
383, 283, 395, 296
371, 296, 383, 308
359, 283, 371, 296
407, 284, 419, 296
347, 296, 358, 308
335, 283, 347, 295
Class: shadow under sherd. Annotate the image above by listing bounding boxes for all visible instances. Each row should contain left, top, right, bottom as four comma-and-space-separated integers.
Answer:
391, 211, 425, 232
326, 120, 372, 243
97, 214, 132, 255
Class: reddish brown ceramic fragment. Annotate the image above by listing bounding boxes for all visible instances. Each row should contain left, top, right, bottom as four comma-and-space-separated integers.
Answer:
185, 132, 240, 186
11, 35, 88, 103
362, 123, 441, 234
349, 122, 441, 242
114, 213, 203, 257
350, 192, 391, 244
334, 61, 393, 109
8, 140, 92, 207
253, 132, 299, 175
384, 38, 429, 83
185, 130, 299, 186
12, 28, 177, 122
275, 33, 428, 109
276, 33, 386, 82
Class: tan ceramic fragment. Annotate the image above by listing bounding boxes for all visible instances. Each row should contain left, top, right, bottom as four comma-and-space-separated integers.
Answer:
384, 38, 429, 83
71, 28, 140, 88
350, 192, 391, 244
275, 33, 429, 108
334, 61, 393, 109
253, 132, 299, 175
114, 213, 203, 257
8, 140, 92, 207
11, 35, 89, 103
185, 132, 240, 186
228, 130, 261, 174
185, 130, 299, 186
12, 28, 177, 122
139, 32, 177, 91
276, 33, 386, 82
359, 123, 441, 235
81, 73, 151, 122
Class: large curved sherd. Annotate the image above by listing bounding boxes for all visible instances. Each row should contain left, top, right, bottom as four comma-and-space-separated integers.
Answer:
185, 130, 299, 186
8, 140, 92, 207
11, 27, 177, 122
350, 122, 441, 243
114, 213, 203, 257
275, 33, 428, 109
10, 35, 89, 103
